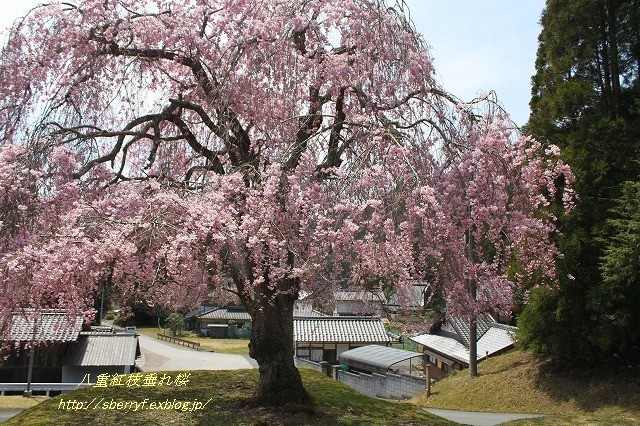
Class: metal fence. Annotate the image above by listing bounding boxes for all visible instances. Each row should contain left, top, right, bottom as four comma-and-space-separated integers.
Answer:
0, 383, 93, 396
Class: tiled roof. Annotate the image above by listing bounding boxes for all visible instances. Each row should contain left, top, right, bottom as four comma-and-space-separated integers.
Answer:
65, 334, 139, 366
294, 317, 397, 343
198, 307, 251, 321
447, 314, 494, 347
82, 325, 114, 334
186, 306, 218, 318
6, 310, 84, 342
409, 333, 470, 364
409, 324, 517, 365
387, 284, 427, 309
293, 302, 327, 318
476, 326, 516, 357
334, 291, 386, 303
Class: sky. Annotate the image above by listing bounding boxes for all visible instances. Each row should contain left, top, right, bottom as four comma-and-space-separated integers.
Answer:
405, 0, 546, 126
0, 0, 546, 126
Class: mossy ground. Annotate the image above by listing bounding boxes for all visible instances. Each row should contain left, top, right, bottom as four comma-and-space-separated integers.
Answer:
6, 368, 452, 425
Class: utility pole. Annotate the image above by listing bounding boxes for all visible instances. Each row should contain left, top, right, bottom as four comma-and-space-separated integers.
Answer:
24, 316, 37, 398
99, 287, 105, 325
424, 354, 431, 397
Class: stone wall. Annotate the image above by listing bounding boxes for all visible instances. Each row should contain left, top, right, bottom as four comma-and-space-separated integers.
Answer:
336, 370, 426, 399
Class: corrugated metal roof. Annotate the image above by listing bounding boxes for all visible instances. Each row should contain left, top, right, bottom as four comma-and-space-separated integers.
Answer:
338, 345, 423, 374
64, 334, 139, 366
294, 317, 397, 343
7, 310, 84, 342
409, 325, 516, 365
198, 307, 251, 321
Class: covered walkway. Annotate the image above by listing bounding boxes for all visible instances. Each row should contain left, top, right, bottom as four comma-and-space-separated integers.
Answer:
338, 345, 423, 375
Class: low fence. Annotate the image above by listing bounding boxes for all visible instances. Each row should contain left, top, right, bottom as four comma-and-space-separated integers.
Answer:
294, 357, 425, 399
157, 333, 200, 350
294, 357, 324, 371
294, 358, 337, 379
0, 383, 92, 396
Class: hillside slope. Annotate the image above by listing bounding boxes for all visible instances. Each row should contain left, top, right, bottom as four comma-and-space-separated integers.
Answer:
412, 349, 640, 424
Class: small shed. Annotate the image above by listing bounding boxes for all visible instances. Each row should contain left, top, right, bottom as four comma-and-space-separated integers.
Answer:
0, 309, 84, 383
338, 345, 424, 375
196, 306, 251, 337
409, 314, 516, 379
62, 333, 141, 383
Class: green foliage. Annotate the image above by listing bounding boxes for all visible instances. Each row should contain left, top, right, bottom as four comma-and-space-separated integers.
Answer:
225, 321, 251, 339
598, 181, 640, 352
166, 312, 186, 337
520, 0, 640, 362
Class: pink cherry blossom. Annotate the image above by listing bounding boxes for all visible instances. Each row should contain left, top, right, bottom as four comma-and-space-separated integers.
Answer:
0, 0, 573, 403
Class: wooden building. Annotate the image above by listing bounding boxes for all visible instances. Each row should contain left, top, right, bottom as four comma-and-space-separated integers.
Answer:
409, 314, 516, 380
293, 316, 398, 364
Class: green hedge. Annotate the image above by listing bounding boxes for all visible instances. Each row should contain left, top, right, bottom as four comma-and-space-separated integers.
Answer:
226, 328, 251, 339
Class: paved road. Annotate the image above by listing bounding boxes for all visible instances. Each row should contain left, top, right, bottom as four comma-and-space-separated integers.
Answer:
0, 409, 23, 424
136, 333, 258, 371
423, 408, 544, 426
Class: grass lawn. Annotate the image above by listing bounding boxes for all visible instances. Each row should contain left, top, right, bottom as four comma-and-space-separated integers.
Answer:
412, 349, 640, 425
181, 337, 250, 355
135, 326, 250, 355
5, 368, 453, 425
0, 397, 47, 410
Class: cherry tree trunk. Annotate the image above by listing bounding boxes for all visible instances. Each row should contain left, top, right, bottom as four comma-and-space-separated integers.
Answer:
249, 292, 312, 406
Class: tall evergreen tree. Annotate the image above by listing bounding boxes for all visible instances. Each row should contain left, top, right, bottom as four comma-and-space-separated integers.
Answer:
520, 0, 640, 361
599, 181, 640, 352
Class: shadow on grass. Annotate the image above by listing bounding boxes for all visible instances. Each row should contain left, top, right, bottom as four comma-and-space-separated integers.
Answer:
532, 358, 640, 413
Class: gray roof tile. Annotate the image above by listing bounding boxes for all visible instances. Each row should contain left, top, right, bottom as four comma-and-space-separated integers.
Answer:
64, 334, 139, 366
198, 307, 251, 321
6, 310, 84, 342
293, 302, 327, 318
409, 324, 517, 365
334, 291, 386, 302
294, 317, 397, 343
447, 314, 494, 347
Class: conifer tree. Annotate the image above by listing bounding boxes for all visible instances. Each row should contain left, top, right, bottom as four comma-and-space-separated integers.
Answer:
520, 0, 640, 361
